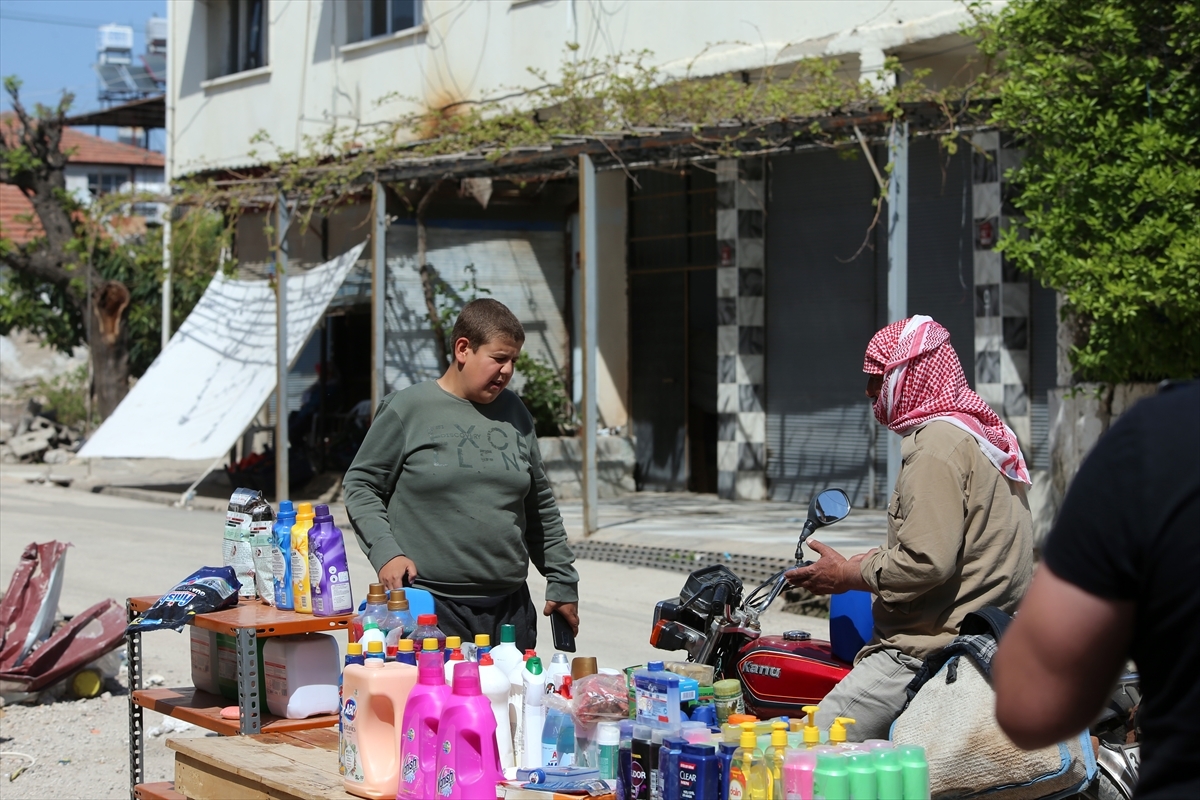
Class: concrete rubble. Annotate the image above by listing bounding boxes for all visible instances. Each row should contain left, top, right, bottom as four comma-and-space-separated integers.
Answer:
0, 402, 84, 465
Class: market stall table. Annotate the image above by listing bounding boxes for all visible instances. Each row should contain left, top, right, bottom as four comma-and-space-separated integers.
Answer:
126, 596, 353, 799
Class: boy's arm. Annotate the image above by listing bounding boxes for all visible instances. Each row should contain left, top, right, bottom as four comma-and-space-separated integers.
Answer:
523, 432, 579, 604
343, 400, 408, 574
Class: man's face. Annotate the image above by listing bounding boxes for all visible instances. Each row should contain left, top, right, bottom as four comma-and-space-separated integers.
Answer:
865, 374, 883, 399
455, 336, 521, 404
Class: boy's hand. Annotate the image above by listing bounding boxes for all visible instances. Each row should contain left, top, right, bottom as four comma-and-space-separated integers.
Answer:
379, 556, 417, 590
544, 601, 579, 635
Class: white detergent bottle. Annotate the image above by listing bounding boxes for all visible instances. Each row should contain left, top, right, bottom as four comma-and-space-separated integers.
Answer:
546, 652, 571, 694
522, 656, 546, 769
491, 625, 525, 766
478, 653, 516, 769
263, 633, 341, 719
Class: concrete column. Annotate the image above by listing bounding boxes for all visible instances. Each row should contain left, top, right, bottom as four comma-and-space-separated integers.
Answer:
371, 180, 386, 411
274, 195, 290, 501
886, 122, 909, 495
579, 155, 600, 533
716, 158, 767, 501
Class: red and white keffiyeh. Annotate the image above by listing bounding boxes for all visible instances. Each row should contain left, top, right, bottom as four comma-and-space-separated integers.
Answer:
864, 315, 1030, 484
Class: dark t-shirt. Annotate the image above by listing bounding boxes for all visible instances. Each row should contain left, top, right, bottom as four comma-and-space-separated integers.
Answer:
1043, 381, 1200, 800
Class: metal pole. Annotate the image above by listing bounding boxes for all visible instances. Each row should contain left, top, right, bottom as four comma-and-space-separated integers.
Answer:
579, 155, 599, 535
886, 121, 909, 495
275, 196, 290, 501
160, 1, 175, 352
371, 180, 386, 412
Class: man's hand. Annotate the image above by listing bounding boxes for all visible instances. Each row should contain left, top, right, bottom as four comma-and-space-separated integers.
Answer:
785, 541, 873, 595
544, 601, 579, 635
378, 556, 417, 590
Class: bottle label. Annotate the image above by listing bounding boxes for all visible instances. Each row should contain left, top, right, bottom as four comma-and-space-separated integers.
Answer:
342, 690, 363, 782
543, 744, 560, 766
264, 659, 287, 699
436, 766, 455, 796
728, 767, 747, 800
401, 752, 418, 785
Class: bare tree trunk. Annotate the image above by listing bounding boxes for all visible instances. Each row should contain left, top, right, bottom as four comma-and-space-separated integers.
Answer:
415, 180, 448, 368
90, 280, 132, 418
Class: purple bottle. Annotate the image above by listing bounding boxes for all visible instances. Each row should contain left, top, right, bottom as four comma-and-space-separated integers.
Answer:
398, 650, 450, 800
308, 504, 354, 616
434, 662, 504, 799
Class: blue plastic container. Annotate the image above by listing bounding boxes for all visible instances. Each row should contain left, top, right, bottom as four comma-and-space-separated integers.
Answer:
678, 743, 719, 800
830, 590, 874, 664
633, 661, 685, 728
659, 735, 687, 800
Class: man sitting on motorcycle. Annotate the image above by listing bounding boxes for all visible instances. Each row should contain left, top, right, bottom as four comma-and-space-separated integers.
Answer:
786, 315, 1034, 740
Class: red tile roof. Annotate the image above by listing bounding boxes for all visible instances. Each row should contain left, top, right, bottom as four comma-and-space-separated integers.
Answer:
1, 115, 163, 245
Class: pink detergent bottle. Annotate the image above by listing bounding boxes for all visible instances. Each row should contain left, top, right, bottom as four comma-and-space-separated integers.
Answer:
397, 649, 450, 800
434, 661, 504, 799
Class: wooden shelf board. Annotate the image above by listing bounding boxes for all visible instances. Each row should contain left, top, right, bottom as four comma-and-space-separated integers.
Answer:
129, 596, 352, 637
133, 781, 185, 800
133, 687, 338, 736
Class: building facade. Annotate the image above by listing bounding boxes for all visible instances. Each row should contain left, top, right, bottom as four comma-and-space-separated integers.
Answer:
167, 1, 1059, 505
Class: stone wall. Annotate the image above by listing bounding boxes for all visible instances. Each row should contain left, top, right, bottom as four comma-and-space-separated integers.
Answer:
538, 435, 636, 500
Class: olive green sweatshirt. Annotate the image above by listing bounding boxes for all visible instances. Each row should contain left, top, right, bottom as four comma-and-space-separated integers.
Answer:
343, 381, 579, 603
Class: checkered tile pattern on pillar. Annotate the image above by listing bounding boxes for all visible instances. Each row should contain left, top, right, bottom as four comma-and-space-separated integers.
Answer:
716, 158, 767, 500
972, 132, 1031, 449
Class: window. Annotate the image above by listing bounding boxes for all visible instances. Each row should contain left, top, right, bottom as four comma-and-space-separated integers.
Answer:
205, 0, 268, 80
345, 0, 421, 44
87, 172, 126, 197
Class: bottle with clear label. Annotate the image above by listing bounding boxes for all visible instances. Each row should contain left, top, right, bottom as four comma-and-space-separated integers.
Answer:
728, 722, 769, 800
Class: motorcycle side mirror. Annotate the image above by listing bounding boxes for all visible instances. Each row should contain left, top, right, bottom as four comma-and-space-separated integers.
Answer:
809, 488, 851, 526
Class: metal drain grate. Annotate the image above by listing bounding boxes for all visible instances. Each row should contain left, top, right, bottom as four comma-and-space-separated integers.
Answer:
570, 539, 829, 617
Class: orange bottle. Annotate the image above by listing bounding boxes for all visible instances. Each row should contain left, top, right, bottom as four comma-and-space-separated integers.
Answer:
341, 650, 418, 799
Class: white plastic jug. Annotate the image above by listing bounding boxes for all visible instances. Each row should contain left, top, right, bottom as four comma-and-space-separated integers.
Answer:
342, 660, 418, 799
189, 627, 220, 696
263, 634, 340, 719
478, 654, 515, 769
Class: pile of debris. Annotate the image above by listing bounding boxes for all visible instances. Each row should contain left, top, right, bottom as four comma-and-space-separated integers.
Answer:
0, 402, 85, 465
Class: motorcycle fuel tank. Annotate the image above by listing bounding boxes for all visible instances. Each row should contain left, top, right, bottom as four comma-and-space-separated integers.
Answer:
735, 634, 852, 718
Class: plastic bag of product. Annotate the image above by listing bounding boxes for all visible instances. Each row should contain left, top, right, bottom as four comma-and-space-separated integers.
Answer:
569, 673, 630, 725
126, 566, 241, 634
224, 488, 260, 599
249, 501, 276, 602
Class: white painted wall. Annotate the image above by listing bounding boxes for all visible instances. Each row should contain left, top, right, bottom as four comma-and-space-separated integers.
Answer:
168, 0, 1000, 174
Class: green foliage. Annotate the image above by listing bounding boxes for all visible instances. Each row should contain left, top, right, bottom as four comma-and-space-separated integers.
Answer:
977, 0, 1200, 382
516, 352, 577, 438
0, 207, 231, 376
23, 365, 94, 429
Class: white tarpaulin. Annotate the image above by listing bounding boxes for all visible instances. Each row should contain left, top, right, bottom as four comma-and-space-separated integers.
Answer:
80, 242, 366, 459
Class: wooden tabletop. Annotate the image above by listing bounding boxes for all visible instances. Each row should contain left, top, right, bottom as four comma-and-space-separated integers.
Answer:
167, 729, 351, 800
129, 596, 352, 638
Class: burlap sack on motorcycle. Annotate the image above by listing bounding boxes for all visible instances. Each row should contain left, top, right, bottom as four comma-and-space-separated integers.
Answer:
892, 654, 1094, 799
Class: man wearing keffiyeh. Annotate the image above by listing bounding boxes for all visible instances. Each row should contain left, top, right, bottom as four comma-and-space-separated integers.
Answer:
787, 315, 1035, 741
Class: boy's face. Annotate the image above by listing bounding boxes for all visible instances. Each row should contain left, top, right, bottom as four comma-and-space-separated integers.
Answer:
454, 335, 521, 404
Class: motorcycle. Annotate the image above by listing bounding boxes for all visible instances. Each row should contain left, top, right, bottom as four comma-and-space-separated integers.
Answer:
647, 487, 1142, 799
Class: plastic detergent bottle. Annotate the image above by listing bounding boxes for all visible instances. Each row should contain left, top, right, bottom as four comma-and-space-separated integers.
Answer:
308, 504, 353, 616
359, 621, 386, 655
812, 752, 850, 800
271, 500, 296, 610
542, 693, 572, 766
765, 721, 790, 800
358, 584, 389, 639
784, 749, 818, 800
397, 649, 450, 800
490, 624, 522, 677
658, 734, 687, 800
634, 661, 684, 728
546, 652, 571, 694
844, 752, 877, 800
407, 614, 447, 652
678, 742, 719, 800
896, 745, 929, 800
340, 657, 418, 799
264, 633, 340, 719
478, 653, 516, 769
383, 591, 415, 659
718, 741, 739, 800
363, 639, 385, 663
394, 637, 416, 666
871, 749, 903, 800
289, 502, 316, 614
445, 636, 463, 664
434, 661, 504, 799
829, 718, 856, 747
474, 634, 492, 659
802, 706, 821, 750
339, 642, 365, 777
444, 646, 466, 685
728, 722, 769, 800
522, 656, 547, 769
597, 721, 621, 780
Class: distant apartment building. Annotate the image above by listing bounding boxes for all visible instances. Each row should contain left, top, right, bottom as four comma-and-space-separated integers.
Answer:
165, 1, 1056, 504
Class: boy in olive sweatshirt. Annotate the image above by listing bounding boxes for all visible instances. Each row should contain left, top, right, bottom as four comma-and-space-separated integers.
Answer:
343, 299, 579, 651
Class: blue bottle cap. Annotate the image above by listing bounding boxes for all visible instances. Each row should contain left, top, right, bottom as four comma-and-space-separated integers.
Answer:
278, 500, 295, 514
647, 660, 664, 671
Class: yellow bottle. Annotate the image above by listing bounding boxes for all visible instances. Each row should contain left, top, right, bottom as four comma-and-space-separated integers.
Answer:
763, 721, 789, 800
802, 705, 821, 749
829, 716, 856, 747
728, 721, 769, 800
290, 502, 316, 614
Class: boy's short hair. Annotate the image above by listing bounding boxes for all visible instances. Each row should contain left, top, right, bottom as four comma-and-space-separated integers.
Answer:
451, 298, 526, 350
